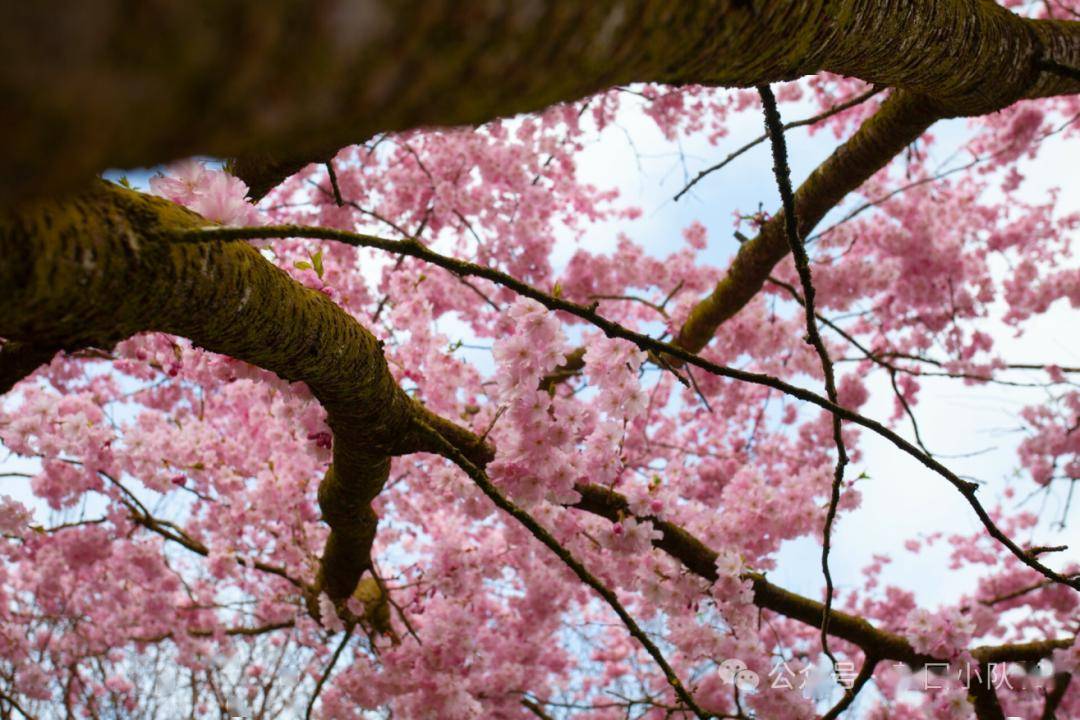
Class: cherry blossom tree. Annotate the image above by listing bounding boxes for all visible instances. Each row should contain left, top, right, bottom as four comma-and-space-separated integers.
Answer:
1, 1, 1079, 718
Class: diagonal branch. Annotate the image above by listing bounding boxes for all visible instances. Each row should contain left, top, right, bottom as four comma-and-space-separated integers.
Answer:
0, 687, 37, 720
819, 655, 878, 720
122, 491, 306, 591
570, 482, 1074, 669
182, 222, 1080, 592
674, 90, 940, 353
305, 627, 354, 720
415, 420, 711, 720
674, 95, 1080, 360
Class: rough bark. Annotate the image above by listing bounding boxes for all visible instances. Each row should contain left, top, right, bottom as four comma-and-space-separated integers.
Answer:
0, 181, 491, 602
2, 1, 1079, 202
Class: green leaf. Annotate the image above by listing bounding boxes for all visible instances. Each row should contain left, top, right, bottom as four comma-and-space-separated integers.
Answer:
310, 248, 325, 279
293, 260, 313, 271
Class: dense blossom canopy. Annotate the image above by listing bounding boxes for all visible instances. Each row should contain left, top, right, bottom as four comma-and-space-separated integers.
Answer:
0, 1, 1078, 718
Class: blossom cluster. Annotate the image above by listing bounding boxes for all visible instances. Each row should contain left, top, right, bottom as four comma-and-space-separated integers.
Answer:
0, 33, 1077, 717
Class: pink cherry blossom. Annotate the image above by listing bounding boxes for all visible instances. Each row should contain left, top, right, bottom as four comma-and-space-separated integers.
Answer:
2, 10, 1079, 716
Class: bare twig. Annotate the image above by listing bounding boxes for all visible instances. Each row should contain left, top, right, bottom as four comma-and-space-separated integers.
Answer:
820, 656, 878, 720
675, 86, 882, 202
759, 83, 849, 665
325, 162, 344, 207
304, 627, 354, 720
0, 687, 38, 720
521, 698, 558, 720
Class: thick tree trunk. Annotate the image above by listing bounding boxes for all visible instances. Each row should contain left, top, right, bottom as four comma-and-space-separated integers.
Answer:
2, 1, 1078, 202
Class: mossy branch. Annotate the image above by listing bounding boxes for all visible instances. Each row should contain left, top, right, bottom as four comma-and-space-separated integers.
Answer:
177, 221, 1080, 592
570, 482, 1073, 670
674, 91, 940, 353
0, 181, 491, 607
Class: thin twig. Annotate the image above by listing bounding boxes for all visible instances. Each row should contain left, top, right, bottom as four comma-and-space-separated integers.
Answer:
808, 110, 1080, 244
674, 86, 882, 202
888, 369, 933, 455
980, 579, 1055, 606
758, 83, 849, 666
414, 420, 711, 720
766, 276, 934, 452
304, 627, 354, 720
0, 687, 38, 720
521, 698, 558, 720
325, 162, 344, 207
820, 656, 878, 720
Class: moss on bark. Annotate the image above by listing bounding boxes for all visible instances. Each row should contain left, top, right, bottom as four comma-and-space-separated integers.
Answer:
0, 181, 491, 601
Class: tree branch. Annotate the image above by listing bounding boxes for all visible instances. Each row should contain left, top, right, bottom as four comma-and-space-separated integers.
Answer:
967, 662, 1005, 720
0, 182, 492, 608
819, 655, 878, 720
181, 221, 1080, 591
305, 627, 354, 720
674, 91, 940, 353
415, 421, 711, 720
758, 82, 850, 666
1041, 672, 1072, 720
570, 482, 1074, 669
